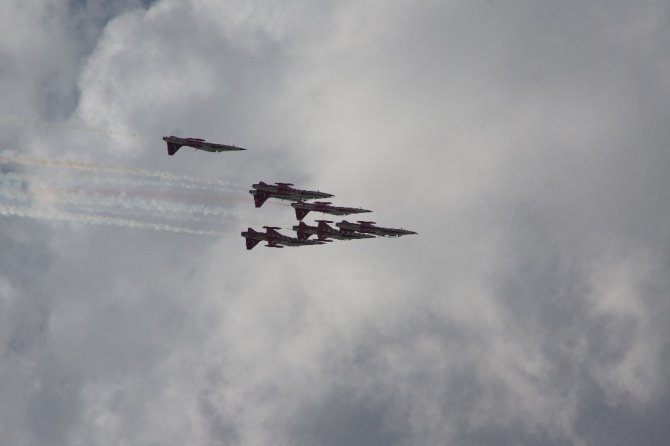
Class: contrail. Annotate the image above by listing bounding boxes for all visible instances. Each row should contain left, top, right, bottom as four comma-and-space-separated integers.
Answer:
0, 203, 228, 236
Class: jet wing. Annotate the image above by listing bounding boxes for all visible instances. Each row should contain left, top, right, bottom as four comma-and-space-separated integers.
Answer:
278, 237, 326, 247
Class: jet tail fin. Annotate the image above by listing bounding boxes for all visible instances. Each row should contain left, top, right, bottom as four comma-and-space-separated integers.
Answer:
295, 208, 309, 220
316, 220, 335, 231
243, 228, 261, 250
252, 191, 269, 208
246, 238, 261, 250
296, 221, 310, 240
167, 142, 182, 156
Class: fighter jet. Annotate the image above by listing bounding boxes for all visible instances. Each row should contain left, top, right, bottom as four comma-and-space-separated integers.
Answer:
241, 226, 327, 250
336, 220, 418, 237
163, 136, 246, 155
293, 220, 376, 241
290, 201, 372, 220
249, 181, 334, 208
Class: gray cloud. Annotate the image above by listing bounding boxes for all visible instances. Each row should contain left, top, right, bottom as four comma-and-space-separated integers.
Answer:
2, 0, 670, 445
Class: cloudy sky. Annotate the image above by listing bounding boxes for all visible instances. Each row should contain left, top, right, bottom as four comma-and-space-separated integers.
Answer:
2, 0, 670, 445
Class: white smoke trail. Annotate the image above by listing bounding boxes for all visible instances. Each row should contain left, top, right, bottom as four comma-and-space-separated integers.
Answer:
0, 157, 251, 234
1, 170, 248, 222
0, 202, 228, 236
0, 150, 244, 192
1, 175, 235, 233
51, 189, 240, 220
6, 167, 245, 204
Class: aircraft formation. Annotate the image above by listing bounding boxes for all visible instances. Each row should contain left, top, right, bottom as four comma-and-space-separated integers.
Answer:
162, 136, 417, 250
242, 182, 416, 250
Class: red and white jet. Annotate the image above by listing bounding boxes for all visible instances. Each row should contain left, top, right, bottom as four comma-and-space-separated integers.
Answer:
336, 220, 417, 237
290, 201, 372, 221
163, 136, 246, 156
249, 181, 334, 208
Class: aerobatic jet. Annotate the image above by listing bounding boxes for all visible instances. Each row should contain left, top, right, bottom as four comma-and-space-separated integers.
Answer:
293, 220, 376, 241
336, 220, 418, 237
249, 181, 334, 208
241, 226, 326, 250
163, 136, 246, 155
290, 201, 372, 220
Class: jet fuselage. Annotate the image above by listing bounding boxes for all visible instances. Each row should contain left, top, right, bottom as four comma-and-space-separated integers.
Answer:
163, 136, 245, 155
249, 182, 334, 208
290, 201, 371, 220
336, 220, 417, 237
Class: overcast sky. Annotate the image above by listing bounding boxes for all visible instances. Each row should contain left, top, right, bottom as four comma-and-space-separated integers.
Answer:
2, 0, 670, 445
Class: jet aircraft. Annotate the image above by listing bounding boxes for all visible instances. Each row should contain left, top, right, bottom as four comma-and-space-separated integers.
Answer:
336, 220, 418, 237
293, 220, 376, 241
249, 181, 334, 208
163, 136, 246, 155
290, 201, 372, 220
241, 226, 326, 250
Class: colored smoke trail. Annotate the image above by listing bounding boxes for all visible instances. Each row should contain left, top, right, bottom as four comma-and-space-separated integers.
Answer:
0, 203, 228, 236
0, 115, 146, 140
34, 189, 236, 220
0, 157, 250, 235
0, 151, 244, 192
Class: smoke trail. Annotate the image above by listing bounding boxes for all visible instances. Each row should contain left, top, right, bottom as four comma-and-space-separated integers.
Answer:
0, 203, 228, 236
50, 189, 241, 220
0, 150, 256, 235
0, 115, 144, 140
1, 169, 250, 220
0, 169, 242, 234
0, 151, 244, 192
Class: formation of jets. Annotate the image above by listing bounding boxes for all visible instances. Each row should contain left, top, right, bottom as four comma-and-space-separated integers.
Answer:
162, 135, 416, 250
242, 181, 416, 250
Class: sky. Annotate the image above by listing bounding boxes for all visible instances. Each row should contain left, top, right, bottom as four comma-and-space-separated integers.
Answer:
1, 0, 670, 445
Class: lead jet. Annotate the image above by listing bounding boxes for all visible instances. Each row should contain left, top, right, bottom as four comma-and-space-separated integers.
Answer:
293, 220, 376, 241
336, 220, 418, 237
249, 181, 333, 208
290, 201, 372, 221
241, 226, 326, 250
163, 136, 246, 156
